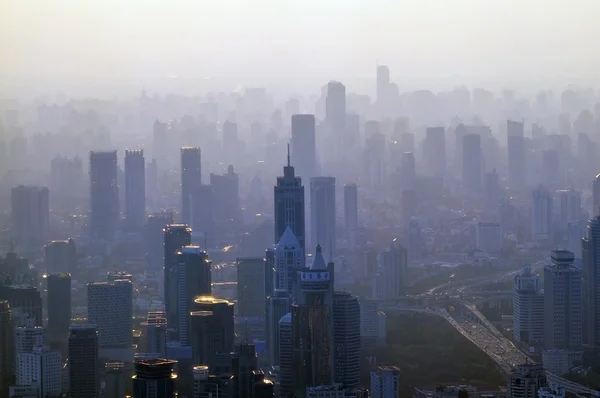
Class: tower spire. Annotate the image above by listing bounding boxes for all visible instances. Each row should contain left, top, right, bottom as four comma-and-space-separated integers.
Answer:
287, 143, 290, 167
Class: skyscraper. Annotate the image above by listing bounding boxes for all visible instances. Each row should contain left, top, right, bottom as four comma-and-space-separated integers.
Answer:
593, 174, 600, 217
531, 186, 553, 240
87, 280, 133, 355
462, 133, 482, 191
512, 267, 544, 347
557, 189, 582, 229
0, 301, 13, 397
582, 217, 600, 346
292, 245, 335, 395
344, 184, 358, 246
90, 151, 119, 241
145, 212, 175, 271
181, 147, 202, 225
266, 290, 290, 366
47, 273, 71, 345
190, 296, 234, 370
163, 224, 192, 336
237, 257, 267, 318
16, 346, 62, 397
278, 312, 293, 396
44, 239, 77, 274
291, 114, 317, 181
376, 65, 390, 105
142, 312, 167, 357
310, 177, 336, 259
177, 246, 211, 346
125, 149, 146, 229
333, 291, 361, 388
133, 358, 178, 398
274, 151, 305, 252
274, 226, 304, 294
423, 127, 446, 178
375, 242, 408, 300
507, 120, 526, 190
10, 185, 49, 246
325, 81, 347, 163
68, 325, 99, 398
15, 318, 45, 356
210, 165, 240, 223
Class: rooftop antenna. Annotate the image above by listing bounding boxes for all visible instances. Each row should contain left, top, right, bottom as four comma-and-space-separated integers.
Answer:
287, 143, 290, 167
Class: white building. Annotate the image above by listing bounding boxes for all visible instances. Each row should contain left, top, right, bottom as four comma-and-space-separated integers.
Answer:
370, 365, 400, 398
513, 266, 544, 348
275, 226, 304, 294
15, 318, 45, 357
475, 221, 503, 253
531, 186, 553, 240
17, 346, 62, 397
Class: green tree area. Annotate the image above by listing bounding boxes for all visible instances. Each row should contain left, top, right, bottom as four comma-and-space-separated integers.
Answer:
362, 314, 506, 396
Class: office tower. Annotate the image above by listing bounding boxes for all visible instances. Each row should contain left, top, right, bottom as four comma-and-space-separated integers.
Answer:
87, 280, 133, 354
291, 246, 335, 395
370, 365, 400, 398
146, 212, 175, 271
333, 291, 360, 388
583, 217, 600, 346
363, 129, 386, 188
181, 147, 202, 225
423, 127, 446, 177
359, 298, 386, 349
16, 346, 61, 397
0, 301, 13, 397
190, 296, 234, 370
274, 150, 305, 251
507, 120, 526, 190
513, 266, 544, 347
89, 150, 119, 241
133, 358, 178, 398
44, 239, 77, 274
544, 250, 582, 368
557, 189, 581, 229
0, 285, 42, 326
291, 114, 317, 181
278, 312, 293, 397
593, 175, 600, 217
399, 152, 416, 190
177, 246, 212, 346
507, 363, 547, 398
344, 184, 358, 246
375, 242, 408, 300
237, 257, 266, 318
376, 65, 390, 105
266, 290, 290, 366
125, 149, 146, 229
475, 222, 503, 254
274, 226, 304, 294
10, 185, 49, 246
462, 133, 482, 191
15, 318, 45, 357
68, 325, 99, 398
163, 224, 192, 336
310, 177, 336, 259
142, 312, 167, 356
531, 186, 553, 240
325, 81, 347, 162
46, 273, 71, 345
210, 165, 240, 222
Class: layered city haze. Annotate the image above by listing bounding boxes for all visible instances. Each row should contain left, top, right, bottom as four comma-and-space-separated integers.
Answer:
3, 1, 600, 398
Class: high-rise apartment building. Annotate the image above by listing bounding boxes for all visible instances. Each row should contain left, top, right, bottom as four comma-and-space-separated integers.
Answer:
582, 216, 600, 346
124, 149, 146, 229
10, 185, 49, 246
17, 346, 62, 397
190, 296, 234, 370
325, 81, 347, 163
177, 246, 211, 346
531, 186, 553, 240
274, 153, 305, 252
163, 224, 192, 336
47, 273, 71, 345
274, 226, 304, 294
375, 243, 408, 300
507, 120, 526, 190
507, 363, 547, 398
344, 184, 358, 246
87, 280, 133, 353
237, 257, 266, 318
291, 114, 317, 181
210, 165, 240, 223
133, 358, 178, 398
15, 318, 45, 357
68, 325, 99, 398
370, 365, 400, 398
44, 239, 77, 274
513, 266, 544, 347
310, 177, 336, 259
0, 301, 13, 397
333, 291, 361, 388
90, 151, 119, 241
181, 147, 202, 225
292, 246, 335, 395
462, 133, 482, 191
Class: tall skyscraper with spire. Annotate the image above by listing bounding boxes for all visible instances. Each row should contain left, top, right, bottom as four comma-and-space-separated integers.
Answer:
274, 146, 305, 252
274, 226, 305, 294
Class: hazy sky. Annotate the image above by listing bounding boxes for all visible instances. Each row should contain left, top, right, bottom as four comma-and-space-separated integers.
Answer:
1, 0, 599, 94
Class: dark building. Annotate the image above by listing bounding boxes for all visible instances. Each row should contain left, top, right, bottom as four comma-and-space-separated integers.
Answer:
177, 246, 212, 346
11, 185, 49, 247
210, 165, 240, 223
90, 151, 119, 241
190, 296, 234, 370
0, 284, 42, 326
0, 301, 13, 397
133, 358, 178, 398
251, 370, 275, 398
291, 114, 317, 181
333, 291, 361, 388
274, 150, 305, 252
181, 147, 202, 225
125, 149, 146, 229
163, 224, 192, 338
583, 217, 600, 347
46, 273, 71, 344
44, 239, 77, 274
68, 325, 99, 398
212, 343, 259, 398
145, 212, 174, 271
